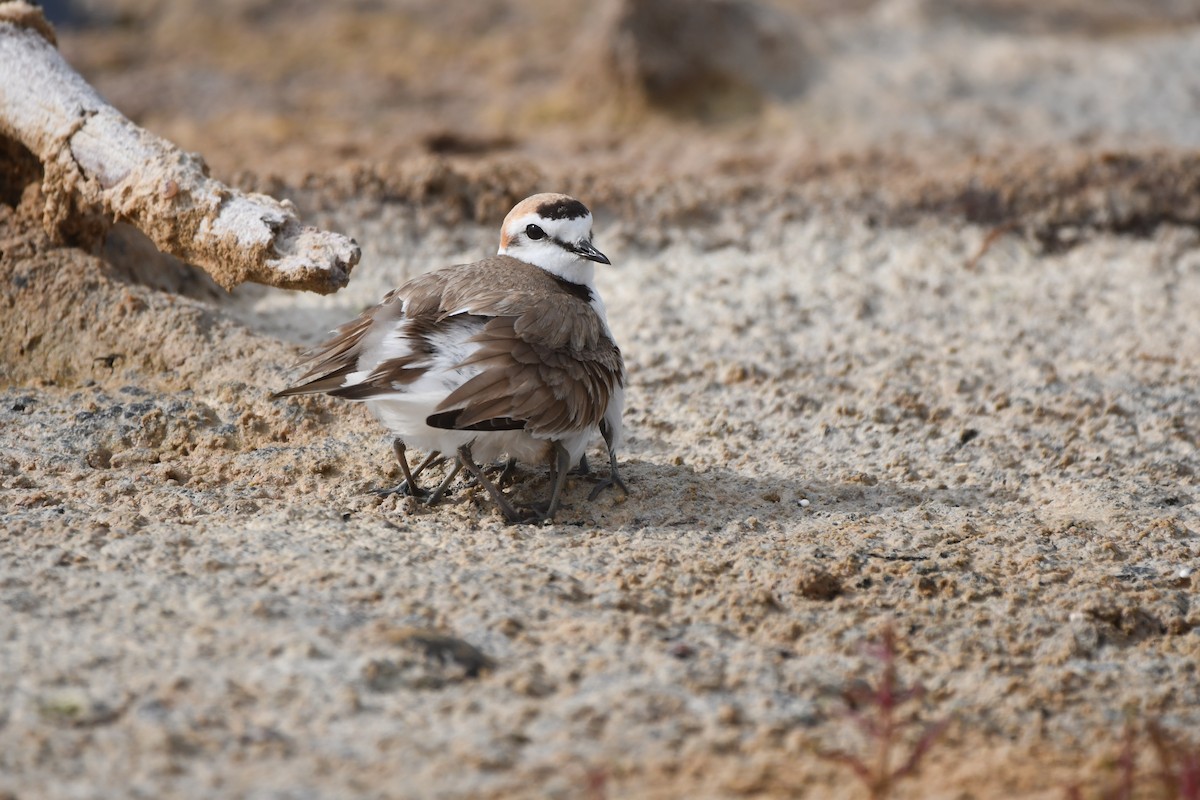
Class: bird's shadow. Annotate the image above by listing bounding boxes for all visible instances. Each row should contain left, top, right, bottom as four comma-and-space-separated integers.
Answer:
362, 450, 1001, 532
534, 457, 1002, 531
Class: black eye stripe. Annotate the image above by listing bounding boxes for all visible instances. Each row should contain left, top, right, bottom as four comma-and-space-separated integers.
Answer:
525, 224, 546, 240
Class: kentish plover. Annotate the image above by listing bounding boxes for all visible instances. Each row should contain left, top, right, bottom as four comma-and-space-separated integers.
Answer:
274, 193, 627, 523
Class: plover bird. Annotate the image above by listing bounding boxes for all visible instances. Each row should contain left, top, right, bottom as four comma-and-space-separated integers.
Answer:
274, 193, 627, 523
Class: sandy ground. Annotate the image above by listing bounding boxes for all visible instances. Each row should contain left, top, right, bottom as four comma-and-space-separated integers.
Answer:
2, 1, 1200, 798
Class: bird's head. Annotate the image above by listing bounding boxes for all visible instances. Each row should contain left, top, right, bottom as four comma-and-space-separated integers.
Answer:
498, 193, 610, 283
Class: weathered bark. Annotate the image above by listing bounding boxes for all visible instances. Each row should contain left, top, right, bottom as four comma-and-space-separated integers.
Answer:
0, 1, 359, 294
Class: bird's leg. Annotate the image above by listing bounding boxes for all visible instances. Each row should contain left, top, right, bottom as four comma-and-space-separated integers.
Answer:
571, 453, 591, 477
588, 419, 629, 501
541, 441, 573, 522
425, 458, 463, 507
456, 443, 526, 524
492, 457, 517, 488
374, 442, 443, 498
412, 450, 445, 477
464, 457, 518, 489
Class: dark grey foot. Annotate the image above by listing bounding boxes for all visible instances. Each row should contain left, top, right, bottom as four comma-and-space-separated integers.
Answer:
587, 470, 629, 501
588, 419, 629, 501
457, 445, 531, 524
372, 480, 430, 500
426, 460, 464, 507
464, 458, 517, 490
379, 442, 445, 502
522, 500, 569, 525
492, 458, 517, 488
535, 441, 573, 523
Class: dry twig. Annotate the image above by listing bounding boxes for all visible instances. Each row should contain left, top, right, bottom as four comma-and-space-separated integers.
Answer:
0, 1, 359, 294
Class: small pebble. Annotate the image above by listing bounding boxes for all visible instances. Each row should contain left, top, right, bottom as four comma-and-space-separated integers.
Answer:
668, 642, 695, 659
799, 498, 810, 508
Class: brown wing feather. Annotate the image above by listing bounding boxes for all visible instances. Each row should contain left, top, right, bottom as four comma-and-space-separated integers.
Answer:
433, 315, 623, 437
272, 285, 427, 400
272, 312, 378, 398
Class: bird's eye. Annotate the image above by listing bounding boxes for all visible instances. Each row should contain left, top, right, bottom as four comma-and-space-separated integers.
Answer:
525, 224, 546, 240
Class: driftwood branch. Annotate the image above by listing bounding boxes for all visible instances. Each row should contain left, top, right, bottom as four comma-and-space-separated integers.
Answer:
0, 1, 359, 294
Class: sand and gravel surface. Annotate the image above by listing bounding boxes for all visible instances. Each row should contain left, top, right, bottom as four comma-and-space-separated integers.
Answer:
2, 1, 1199, 798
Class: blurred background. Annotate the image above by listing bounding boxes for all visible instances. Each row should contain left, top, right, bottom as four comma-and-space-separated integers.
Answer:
33, 0, 1200, 182
4, 7, 1200, 799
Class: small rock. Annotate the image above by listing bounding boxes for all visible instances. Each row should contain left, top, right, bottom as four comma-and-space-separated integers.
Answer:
669, 642, 696, 659
497, 617, 524, 637
383, 627, 496, 678
85, 448, 113, 469
507, 663, 557, 698
795, 566, 842, 601
109, 447, 158, 468
38, 688, 125, 727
